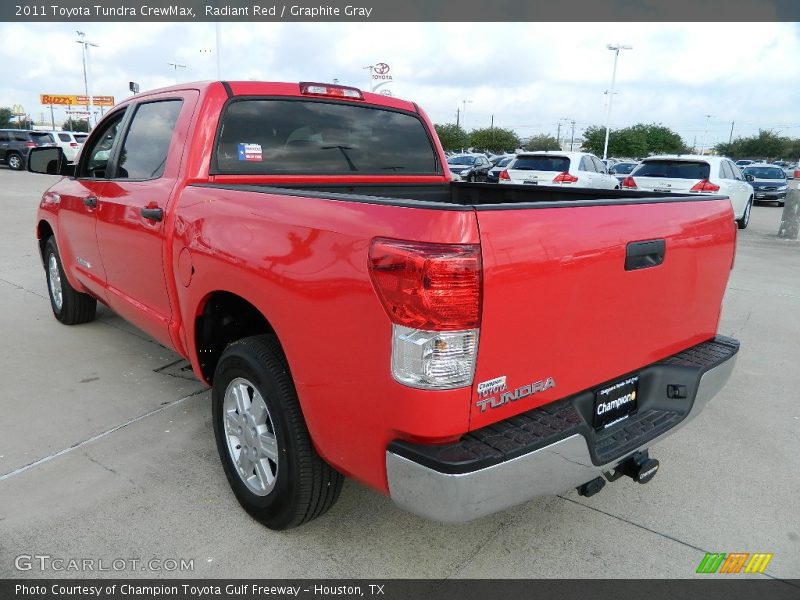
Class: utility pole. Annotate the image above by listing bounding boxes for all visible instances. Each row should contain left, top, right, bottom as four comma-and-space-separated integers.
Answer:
461, 99, 472, 130
570, 119, 576, 151
490, 114, 494, 129
456, 107, 460, 128
76, 30, 98, 130
700, 114, 713, 155
556, 121, 562, 147
729, 121, 735, 145
168, 61, 187, 84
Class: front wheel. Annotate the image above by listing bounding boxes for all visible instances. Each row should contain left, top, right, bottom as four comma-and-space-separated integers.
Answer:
44, 237, 97, 324
212, 335, 343, 530
737, 197, 753, 229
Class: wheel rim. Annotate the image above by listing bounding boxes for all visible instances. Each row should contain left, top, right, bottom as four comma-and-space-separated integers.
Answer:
9, 155, 20, 169
47, 253, 63, 311
223, 377, 279, 496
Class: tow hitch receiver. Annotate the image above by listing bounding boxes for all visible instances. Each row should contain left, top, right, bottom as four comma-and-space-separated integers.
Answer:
606, 450, 660, 484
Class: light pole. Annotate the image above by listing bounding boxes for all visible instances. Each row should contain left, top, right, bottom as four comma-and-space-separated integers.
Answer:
76, 31, 98, 130
362, 65, 374, 91
461, 99, 472, 131
559, 118, 574, 150
700, 114, 714, 155
602, 43, 632, 160
168, 62, 187, 84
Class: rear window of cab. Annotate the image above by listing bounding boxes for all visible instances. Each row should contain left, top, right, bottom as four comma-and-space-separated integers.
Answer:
213, 99, 440, 175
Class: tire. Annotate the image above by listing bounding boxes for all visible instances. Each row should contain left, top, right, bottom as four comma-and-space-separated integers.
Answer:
467, 173, 475, 183
44, 237, 97, 324
7, 152, 23, 171
212, 335, 344, 530
737, 197, 753, 230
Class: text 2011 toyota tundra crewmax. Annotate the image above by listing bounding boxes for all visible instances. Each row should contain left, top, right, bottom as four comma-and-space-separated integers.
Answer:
30, 81, 739, 529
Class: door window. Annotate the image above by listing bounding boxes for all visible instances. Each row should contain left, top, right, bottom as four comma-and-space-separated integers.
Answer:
79, 110, 127, 179
115, 100, 183, 180
591, 156, 607, 173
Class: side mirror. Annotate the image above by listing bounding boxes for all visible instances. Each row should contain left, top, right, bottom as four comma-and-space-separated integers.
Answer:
27, 147, 74, 177
744, 174, 754, 182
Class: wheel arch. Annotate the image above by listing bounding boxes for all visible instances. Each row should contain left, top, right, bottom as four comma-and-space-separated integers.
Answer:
37, 219, 56, 266
192, 290, 278, 385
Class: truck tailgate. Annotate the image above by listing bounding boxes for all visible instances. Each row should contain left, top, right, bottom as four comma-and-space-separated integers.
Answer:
470, 198, 736, 430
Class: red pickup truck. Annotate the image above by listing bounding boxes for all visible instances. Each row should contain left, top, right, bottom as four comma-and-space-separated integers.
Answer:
30, 81, 739, 530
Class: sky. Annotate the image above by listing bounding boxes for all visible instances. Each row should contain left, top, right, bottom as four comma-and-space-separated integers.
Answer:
1, 21, 799, 149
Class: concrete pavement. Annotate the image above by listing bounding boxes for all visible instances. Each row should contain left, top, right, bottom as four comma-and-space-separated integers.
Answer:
1, 169, 797, 580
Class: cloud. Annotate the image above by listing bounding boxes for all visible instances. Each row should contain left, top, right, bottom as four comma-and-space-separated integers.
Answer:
2, 21, 799, 147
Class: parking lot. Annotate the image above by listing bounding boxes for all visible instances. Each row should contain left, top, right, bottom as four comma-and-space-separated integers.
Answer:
0, 167, 798, 580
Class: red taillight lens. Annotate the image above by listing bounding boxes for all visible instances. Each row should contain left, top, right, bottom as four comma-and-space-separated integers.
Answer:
499, 169, 510, 180
369, 239, 482, 331
794, 168, 800, 178
299, 81, 364, 100
70, 142, 78, 148
552, 171, 578, 183
689, 179, 721, 193
25, 142, 36, 148
621, 176, 637, 189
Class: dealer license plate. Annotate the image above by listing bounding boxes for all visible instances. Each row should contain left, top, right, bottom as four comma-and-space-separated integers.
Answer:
594, 375, 639, 429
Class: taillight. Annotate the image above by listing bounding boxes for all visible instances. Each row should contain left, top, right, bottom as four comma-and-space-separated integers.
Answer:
794, 168, 800, 179
70, 142, 79, 148
25, 142, 36, 148
369, 239, 482, 389
499, 169, 510, 181
621, 176, 637, 189
552, 171, 578, 184
299, 81, 363, 100
689, 179, 721, 193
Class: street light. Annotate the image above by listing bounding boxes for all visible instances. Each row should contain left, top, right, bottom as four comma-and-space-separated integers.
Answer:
602, 43, 632, 160
461, 99, 473, 130
76, 31, 98, 130
362, 65, 374, 91
700, 114, 714, 155
167, 62, 187, 84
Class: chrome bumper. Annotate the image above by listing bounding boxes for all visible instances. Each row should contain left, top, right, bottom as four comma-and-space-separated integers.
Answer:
386, 346, 737, 523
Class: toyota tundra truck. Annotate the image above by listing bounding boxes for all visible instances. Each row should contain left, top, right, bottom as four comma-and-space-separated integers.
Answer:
30, 81, 739, 530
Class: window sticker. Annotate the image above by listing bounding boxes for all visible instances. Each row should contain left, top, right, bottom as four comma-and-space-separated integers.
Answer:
237, 143, 263, 161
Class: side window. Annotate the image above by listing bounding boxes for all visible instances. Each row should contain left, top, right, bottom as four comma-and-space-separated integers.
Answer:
728, 162, 742, 180
720, 162, 733, 180
592, 157, 607, 173
115, 100, 183, 180
579, 156, 595, 172
58, 133, 71, 142
80, 110, 127, 179
13, 132, 30, 142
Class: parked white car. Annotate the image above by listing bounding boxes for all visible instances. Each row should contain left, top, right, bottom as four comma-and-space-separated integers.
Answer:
40, 130, 88, 162
499, 151, 620, 189
622, 155, 754, 229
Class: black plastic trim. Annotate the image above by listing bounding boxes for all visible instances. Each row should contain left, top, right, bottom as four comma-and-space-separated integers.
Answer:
388, 335, 739, 475
221, 81, 233, 98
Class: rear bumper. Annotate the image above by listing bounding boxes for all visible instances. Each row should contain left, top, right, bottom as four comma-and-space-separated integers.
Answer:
386, 336, 739, 523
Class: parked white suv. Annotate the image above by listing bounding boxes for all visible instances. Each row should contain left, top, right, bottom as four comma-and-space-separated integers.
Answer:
499, 151, 620, 189
622, 155, 754, 229
41, 130, 88, 162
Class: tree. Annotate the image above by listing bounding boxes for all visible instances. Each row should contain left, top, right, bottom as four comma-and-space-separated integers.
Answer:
523, 134, 560, 151
582, 123, 689, 158
715, 130, 790, 161
468, 127, 519, 153
62, 119, 89, 132
0, 107, 13, 128
434, 123, 469, 152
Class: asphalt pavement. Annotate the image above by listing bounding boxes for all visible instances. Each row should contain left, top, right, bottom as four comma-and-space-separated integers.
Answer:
1, 169, 798, 580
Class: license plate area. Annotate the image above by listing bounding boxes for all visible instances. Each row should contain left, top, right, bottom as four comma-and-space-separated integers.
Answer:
594, 375, 639, 429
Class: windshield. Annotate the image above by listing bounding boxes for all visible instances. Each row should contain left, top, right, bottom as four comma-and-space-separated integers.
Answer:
632, 160, 710, 180
448, 156, 476, 165
510, 155, 570, 172
743, 166, 785, 179
215, 99, 439, 174
611, 163, 637, 174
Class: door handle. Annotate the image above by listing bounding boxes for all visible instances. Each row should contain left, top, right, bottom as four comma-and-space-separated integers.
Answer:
83, 196, 98, 208
625, 239, 665, 271
140, 207, 163, 222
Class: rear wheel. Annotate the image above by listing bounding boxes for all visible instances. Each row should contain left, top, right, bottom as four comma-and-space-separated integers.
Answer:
7, 152, 23, 171
737, 197, 753, 229
44, 237, 97, 324
212, 335, 343, 530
